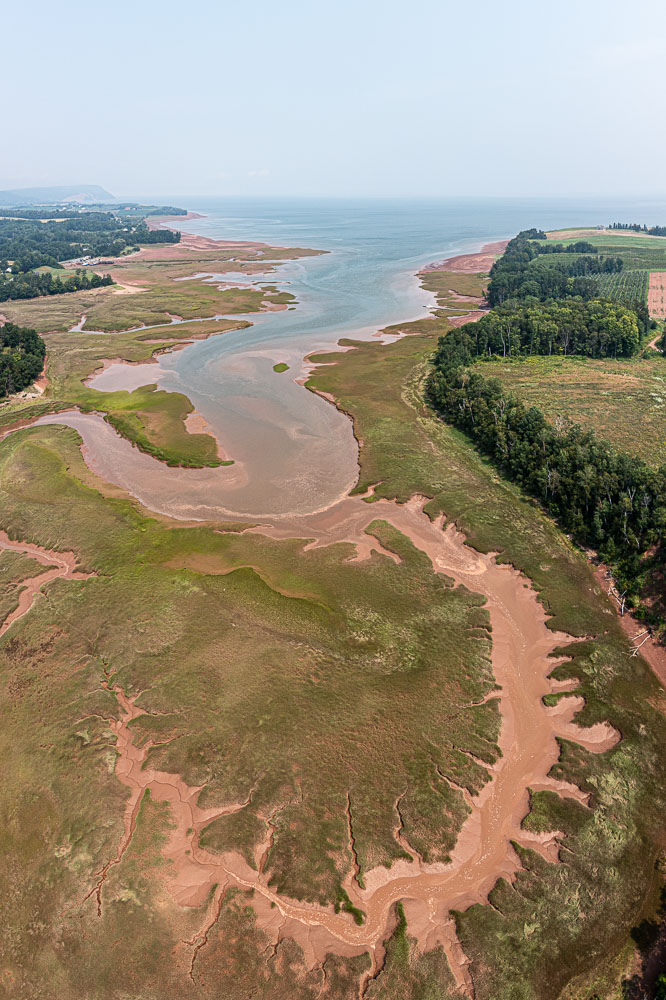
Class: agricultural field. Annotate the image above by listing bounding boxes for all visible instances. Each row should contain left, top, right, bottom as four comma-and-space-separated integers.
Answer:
547, 227, 666, 272
649, 271, 666, 319
591, 268, 649, 304
476, 354, 666, 466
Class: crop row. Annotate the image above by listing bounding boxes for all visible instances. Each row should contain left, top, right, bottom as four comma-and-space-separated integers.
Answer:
594, 268, 649, 304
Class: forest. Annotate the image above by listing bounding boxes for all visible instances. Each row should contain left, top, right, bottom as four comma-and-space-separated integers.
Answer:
0, 204, 187, 220
448, 298, 645, 358
0, 322, 46, 396
0, 269, 114, 302
426, 232, 665, 630
609, 221, 666, 237
487, 231, 627, 305
0, 212, 180, 271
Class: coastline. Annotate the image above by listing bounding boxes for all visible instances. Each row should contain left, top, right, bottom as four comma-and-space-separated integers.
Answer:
144, 210, 326, 260
421, 238, 509, 274
29, 225, 509, 517
2, 206, 664, 996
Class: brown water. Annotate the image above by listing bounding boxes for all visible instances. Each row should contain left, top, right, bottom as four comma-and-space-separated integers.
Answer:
35, 409, 360, 519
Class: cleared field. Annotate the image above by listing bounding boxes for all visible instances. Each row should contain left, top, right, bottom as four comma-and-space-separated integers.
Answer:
648, 271, 666, 318
475, 355, 666, 466
547, 228, 666, 272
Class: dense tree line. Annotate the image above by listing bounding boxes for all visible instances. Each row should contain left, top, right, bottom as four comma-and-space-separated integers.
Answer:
0, 269, 114, 302
0, 322, 46, 396
426, 335, 666, 622
444, 299, 645, 359
0, 204, 187, 220
426, 230, 666, 626
565, 255, 623, 276
0, 213, 180, 270
609, 222, 666, 237
0, 209, 84, 221
487, 231, 624, 306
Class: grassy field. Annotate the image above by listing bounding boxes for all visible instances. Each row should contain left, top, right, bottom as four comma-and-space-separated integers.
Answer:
476, 354, 666, 466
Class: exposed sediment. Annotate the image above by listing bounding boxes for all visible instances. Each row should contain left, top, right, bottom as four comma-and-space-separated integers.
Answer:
0, 531, 92, 637
95, 496, 620, 989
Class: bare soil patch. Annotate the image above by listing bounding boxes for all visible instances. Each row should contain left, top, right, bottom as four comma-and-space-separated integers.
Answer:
648, 272, 666, 319
423, 240, 509, 274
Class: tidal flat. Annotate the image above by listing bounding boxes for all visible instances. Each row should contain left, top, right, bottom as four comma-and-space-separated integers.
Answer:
1, 200, 666, 1000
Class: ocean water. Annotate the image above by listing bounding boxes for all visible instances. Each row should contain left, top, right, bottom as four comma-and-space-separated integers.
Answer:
81, 196, 666, 518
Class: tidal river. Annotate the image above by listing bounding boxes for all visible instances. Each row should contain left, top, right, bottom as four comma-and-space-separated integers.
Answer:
39, 196, 666, 519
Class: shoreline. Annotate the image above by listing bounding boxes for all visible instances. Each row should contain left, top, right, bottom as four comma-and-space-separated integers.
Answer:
19, 225, 511, 520
143, 210, 326, 260
2, 212, 661, 991
421, 238, 509, 274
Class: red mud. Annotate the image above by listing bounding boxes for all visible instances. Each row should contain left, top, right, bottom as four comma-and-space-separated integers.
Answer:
0, 532, 92, 637
447, 310, 487, 327
97, 496, 619, 990
422, 240, 509, 275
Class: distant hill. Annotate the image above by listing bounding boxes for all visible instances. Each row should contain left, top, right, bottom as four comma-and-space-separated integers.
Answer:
0, 185, 116, 207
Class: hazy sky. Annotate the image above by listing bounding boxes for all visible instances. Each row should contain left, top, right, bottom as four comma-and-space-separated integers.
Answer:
4, 0, 666, 198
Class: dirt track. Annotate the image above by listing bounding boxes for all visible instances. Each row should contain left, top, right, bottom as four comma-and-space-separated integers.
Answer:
97, 496, 619, 990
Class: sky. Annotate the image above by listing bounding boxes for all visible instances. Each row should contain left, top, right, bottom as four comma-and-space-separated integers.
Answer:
3, 0, 666, 199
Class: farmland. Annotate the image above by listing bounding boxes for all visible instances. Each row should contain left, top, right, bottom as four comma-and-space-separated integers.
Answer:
590, 267, 649, 304
548, 227, 666, 272
649, 271, 666, 319
477, 354, 666, 466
